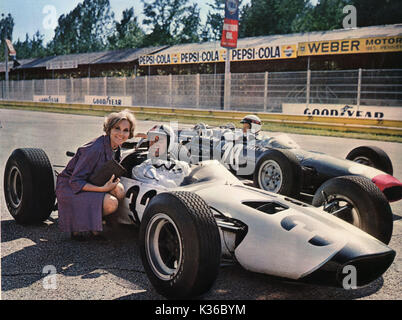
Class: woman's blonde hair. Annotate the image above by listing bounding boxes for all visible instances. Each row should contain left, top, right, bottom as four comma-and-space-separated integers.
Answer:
103, 109, 136, 139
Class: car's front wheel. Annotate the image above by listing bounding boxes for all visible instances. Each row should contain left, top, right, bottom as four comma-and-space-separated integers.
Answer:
312, 175, 393, 244
346, 146, 393, 175
253, 149, 301, 198
4, 148, 55, 224
139, 191, 221, 299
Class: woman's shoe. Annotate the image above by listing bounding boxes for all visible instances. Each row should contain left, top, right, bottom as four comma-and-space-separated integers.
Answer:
89, 232, 108, 241
71, 232, 89, 242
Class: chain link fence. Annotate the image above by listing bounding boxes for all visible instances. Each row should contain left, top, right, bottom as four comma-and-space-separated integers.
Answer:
1, 69, 401, 112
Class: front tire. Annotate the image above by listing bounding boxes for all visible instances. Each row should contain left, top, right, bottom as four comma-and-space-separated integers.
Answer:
4, 148, 55, 224
312, 175, 393, 244
253, 149, 301, 197
139, 191, 221, 299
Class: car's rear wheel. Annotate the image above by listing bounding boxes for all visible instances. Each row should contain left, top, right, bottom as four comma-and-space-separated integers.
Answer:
312, 176, 393, 244
346, 146, 393, 175
253, 149, 301, 198
139, 191, 221, 299
4, 148, 55, 224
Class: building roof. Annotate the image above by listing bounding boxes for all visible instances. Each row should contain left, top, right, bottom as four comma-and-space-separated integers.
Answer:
158, 23, 402, 54
1, 45, 167, 71
1, 23, 401, 72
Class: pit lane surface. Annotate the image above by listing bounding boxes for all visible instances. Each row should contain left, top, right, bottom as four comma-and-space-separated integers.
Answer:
1, 109, 401, 300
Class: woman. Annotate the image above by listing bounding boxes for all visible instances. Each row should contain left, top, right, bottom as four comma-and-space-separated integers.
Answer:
56, 109, 138, 241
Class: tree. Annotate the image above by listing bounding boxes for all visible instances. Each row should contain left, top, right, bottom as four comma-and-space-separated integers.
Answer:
351, 0, 402, 27
201, 0, 226, 41
239, 0, 308, 37
141, 0, 201, 46
108, 7, 145, 49
291, 0, 348, 33
0, 13, 14, 60
13, 31, 47, 59
290, 0, 402, 33
48, 0, 114, 55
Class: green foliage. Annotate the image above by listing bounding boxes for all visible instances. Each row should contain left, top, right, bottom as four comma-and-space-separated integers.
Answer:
4, 0, 402, 62
108, 7, 145, 50
201, 0, 226, 41
47, 0, 114, 55
291, 0, 349, 32
239, 0, 308, 37
351, 0, 402, 27
141, 0, 201, 46
13, 31, 47, 59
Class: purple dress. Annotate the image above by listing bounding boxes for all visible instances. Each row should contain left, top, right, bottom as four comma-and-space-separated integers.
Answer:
56, 135, 114, 233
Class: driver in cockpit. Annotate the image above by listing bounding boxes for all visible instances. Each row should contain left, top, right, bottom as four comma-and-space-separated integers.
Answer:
240, 114, 262, 136
131, 124, 191, 188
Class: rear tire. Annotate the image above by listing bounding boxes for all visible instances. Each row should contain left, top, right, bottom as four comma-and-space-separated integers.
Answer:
312, 176, 393, 244
4, 148, 55, 224
139, 191, 221, 299
346, 146, 393, 175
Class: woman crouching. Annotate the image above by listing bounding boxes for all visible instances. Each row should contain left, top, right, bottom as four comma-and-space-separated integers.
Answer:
56, 109, 136, 241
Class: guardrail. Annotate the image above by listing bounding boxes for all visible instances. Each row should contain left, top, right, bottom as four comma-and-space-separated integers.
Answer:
1, 100, 401, 136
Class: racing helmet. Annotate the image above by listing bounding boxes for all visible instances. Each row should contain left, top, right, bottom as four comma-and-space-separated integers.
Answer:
147, 124, 175, 158
240, 115, 262, 134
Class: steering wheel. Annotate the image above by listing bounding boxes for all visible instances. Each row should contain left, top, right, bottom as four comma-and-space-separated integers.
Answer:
135, 137, 148, 150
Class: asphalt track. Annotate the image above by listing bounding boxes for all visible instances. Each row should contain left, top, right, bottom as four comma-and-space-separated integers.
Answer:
1, 108, 401, 300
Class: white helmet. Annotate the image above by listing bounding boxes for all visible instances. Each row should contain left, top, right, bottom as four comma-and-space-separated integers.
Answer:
147, 124, 175, 158
240, 115, 262, 134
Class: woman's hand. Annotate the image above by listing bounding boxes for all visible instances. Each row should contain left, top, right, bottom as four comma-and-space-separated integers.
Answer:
102, 174, 120, 192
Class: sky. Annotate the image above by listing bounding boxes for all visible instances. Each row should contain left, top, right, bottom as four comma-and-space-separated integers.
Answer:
0, 0, 221, 44
1, 0, 318, 44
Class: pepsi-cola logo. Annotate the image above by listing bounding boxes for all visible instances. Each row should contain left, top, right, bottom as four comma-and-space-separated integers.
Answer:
284, 46, 294, 57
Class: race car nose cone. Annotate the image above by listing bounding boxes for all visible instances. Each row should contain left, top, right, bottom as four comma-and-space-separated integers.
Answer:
372, 174, 402, 202
299, 243, 396, 288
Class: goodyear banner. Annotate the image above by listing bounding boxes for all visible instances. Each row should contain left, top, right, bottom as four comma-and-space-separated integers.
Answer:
85, 95, 132, 106
282, 103, 402, 120
139, 44, 297, 66
298, 35, 402, 56
33, 95, 66, 103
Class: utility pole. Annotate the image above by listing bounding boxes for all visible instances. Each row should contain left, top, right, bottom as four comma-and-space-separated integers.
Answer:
221, 0, 239, 111
4, 40, 9, 99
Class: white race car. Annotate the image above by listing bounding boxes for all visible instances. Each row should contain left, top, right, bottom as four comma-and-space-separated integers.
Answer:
3, 146, 396, 299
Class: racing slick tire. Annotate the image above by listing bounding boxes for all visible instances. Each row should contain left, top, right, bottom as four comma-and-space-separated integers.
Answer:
4, 148, 55, 225
139, 191, 221, 299
346, 146, 393, 175
253, 149, 302, 198
312, 175, 393, 245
